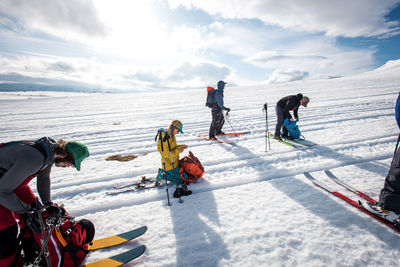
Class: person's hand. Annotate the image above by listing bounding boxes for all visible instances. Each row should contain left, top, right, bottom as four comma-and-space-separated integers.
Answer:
44, 202, 66, 216
295, 117, 299, 121
226, 108, 231, 112
290, 117, 294, 122
179, 144, 188, 151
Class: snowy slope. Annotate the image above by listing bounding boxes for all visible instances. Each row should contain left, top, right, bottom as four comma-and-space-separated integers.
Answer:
1, 61, 400, 266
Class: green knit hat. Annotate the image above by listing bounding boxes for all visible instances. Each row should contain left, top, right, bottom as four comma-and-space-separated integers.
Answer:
66, 141, 90, 171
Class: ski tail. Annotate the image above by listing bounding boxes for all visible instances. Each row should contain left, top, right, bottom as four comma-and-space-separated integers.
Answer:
82, 245, 146, 267
324, 170, 378, 204
202, 137, 234, 144
217, 131, 250, 136
88, 226, 147, 251
288, 138, 315, 147
198, 132, 249, 138
267, 131, 300, 148
114, 176, 156, 189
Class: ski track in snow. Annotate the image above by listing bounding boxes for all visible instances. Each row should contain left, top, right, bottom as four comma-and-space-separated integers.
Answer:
1, 68, 400, 266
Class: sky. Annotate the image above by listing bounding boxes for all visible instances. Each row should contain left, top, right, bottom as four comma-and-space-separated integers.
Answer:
0, 0, 399, 92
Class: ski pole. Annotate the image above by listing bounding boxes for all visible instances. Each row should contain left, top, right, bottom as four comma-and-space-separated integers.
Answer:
263, 103, 270, 151
158, 131, 171, 206
166, 137, 184, 204
34, 198, 51, 267
33, 225, 55, 267
225, 111, 237, 135
34, 209, 66, 267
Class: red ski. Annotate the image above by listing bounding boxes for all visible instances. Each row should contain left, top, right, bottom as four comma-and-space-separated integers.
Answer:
202, 137, 233, 144
324, 170, 378, 204
198, 132, 249, 138
304, 172, 400, 233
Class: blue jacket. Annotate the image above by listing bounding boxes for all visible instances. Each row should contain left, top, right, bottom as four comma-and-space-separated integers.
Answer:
396, 92, 400, 129
211, 88, 228, 111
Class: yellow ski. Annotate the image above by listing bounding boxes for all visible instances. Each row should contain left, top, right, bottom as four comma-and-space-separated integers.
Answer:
82, 245, 146, 267
88, 226, 147, 251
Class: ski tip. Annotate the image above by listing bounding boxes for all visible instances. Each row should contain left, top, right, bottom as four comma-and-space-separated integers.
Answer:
118, 226, 148, 240
83, 245, 147, 267
88, 226, 148, 251
110, 245, 146, 265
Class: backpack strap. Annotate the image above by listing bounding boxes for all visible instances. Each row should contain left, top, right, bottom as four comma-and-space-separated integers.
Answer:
56, 225, 89, 267
155, 128, 170, 142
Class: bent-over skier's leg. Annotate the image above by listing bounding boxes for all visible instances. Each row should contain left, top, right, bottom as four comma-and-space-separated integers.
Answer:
379, 146, 400, 213
275, 106, 285, 137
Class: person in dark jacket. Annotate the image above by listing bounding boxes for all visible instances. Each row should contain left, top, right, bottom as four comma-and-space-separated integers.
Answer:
0, 137, 89, 266
378, 93, 400, 215
208, 80, 231, 140
274, 93, 309, 139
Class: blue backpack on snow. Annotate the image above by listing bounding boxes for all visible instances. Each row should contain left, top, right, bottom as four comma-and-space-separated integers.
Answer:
284, 118, 301, 139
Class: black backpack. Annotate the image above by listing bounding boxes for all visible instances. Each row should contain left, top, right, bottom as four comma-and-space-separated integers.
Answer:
205, 86, 218, 108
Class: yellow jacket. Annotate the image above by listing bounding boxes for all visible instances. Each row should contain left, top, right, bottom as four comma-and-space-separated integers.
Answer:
157, 130, 183, 171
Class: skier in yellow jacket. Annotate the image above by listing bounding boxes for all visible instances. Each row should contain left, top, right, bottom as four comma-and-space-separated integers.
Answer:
157, 120, 187, 171
155, 120, 189, 186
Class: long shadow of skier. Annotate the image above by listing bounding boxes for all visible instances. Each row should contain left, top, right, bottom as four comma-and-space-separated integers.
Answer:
168, 180, 230, 266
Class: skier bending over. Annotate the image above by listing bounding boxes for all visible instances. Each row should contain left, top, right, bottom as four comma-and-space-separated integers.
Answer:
0, 137, 89, 266
274, 93, 309, 140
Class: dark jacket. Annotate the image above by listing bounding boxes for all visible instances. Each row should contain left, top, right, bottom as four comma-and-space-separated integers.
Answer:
276, 94, 303, 119
211, 84, 229, 112
0, 137, 55, 213
396, 92, 400, 129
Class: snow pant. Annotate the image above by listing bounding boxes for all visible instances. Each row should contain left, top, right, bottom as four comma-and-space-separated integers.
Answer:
156, 167, 189, 185
209, 109, 225, 138
379, 143, 400, 213
274, 105, 288, 137
0, 220, 18, 266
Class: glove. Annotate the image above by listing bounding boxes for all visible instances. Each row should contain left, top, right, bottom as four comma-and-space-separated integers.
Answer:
226, 108, 231, 112
44, 202, 66, 216
173, 186, 192, 198
173, 188, 182, 198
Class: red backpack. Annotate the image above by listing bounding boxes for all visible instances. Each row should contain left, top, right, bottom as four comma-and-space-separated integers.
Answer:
205, 86, 218, 108
18, 208, 95, 267
179, 151, 205, 183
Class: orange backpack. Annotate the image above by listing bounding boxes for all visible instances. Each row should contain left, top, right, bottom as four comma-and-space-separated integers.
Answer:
179, 151, 205, 183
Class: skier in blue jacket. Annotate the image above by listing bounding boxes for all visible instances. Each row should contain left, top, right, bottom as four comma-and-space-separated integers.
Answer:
208, 80, 230, 140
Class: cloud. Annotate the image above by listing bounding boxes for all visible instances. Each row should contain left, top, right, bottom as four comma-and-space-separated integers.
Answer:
166, 0, 400, 38
0, 54, 232, 91
0, 0, 107, 39
0, 1, 394, 90
241, 35, 376, 78
121, 61, 232, 89
167, 62, 231, 83
245, 51, 327, 63
267, 69, 309, 83
47, 61, 75, 72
